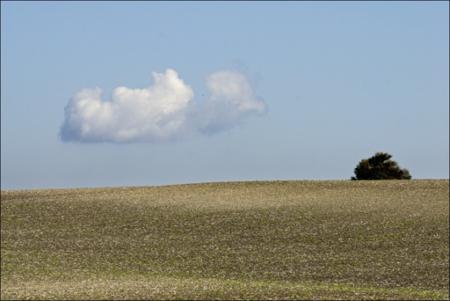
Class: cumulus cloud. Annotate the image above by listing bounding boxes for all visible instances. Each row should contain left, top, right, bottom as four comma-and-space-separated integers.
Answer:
60, 69, 266, 143
196, 70, 266, 134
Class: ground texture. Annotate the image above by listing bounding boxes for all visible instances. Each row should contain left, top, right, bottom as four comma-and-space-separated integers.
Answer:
1, 180, 449, 300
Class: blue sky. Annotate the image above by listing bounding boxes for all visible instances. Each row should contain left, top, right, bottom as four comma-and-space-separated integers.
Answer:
1, 2, 449, 189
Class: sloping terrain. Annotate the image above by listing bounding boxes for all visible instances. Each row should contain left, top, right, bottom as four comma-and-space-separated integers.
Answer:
1, 180, 449, 299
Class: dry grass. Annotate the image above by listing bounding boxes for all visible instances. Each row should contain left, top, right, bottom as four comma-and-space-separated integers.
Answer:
1, 180, 449, 300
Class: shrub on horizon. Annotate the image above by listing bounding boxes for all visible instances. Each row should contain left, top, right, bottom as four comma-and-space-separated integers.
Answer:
351, 152, 411, 180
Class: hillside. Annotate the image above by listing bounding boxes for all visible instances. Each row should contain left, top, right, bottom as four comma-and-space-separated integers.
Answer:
1, 180, 449, 299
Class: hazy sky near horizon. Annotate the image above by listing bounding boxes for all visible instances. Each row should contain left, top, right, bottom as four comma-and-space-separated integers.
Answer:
1, 2, 449, 189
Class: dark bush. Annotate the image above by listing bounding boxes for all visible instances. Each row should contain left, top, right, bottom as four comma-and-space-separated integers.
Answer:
351, 152, 411, 180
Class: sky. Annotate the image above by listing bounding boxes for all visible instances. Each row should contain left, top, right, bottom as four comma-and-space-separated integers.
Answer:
1, 2, 449, 190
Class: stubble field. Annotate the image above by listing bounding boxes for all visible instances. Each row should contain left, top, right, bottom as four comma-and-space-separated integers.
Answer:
1, 180, 449, 300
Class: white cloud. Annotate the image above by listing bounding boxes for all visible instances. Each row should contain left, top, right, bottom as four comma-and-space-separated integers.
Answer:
207, 70, 265, 113
60, 69, 266, 143
196, 70, 266, 134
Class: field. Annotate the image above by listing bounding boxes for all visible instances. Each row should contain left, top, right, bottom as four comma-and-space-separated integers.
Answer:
1, 180, 449, 300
